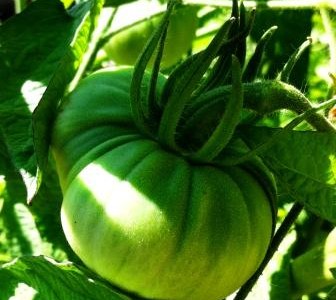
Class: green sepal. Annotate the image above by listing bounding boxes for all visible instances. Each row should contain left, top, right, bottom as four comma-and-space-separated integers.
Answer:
192, 56, 243, 161
243, 26, 278, 82
130, 0, 177, 138
157, 17, 235, 150
278, 37, 312, 83
195, 7, 255, 95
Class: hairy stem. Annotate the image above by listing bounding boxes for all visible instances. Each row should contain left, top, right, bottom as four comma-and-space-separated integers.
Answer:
222, 96, 336, 166
186, 80, 335, 134
244, 81, 335, 131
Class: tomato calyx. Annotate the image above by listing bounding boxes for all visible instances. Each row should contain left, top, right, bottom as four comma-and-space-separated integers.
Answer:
156, 19, 237, 156
130, 0, 248, 163
130, 0, 336, 166
129, 0, 174, 139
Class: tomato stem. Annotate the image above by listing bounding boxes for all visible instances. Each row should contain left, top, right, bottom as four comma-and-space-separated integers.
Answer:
222, 96, 336, 165
185, 80, 336, 133
233, 202, 304, 300
244, 80, 336, 132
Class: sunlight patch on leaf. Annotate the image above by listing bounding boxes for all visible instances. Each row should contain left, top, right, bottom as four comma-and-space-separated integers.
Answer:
10, 282, 38, 300
20, 80, 46, 113
13, 202, 43, 256
330, 154, 336, 181
19, 169, 38, 204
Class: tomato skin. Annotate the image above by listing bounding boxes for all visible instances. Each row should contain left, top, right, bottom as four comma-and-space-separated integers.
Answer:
52, 68, 274, 300
103, 5, 198, 69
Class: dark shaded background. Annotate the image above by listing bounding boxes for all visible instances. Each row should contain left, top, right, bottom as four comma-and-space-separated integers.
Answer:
0, 0, 14, 21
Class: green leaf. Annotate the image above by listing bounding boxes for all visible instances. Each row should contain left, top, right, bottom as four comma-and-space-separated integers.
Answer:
290, 227, 336, 298
0, 0, 104, 257
33, 0, 104, 172
0, 0, 80, 175
239, 126, 336, 223
327, 286, 336, 299
1, 202, 43, 257
332, 269, 336, 278
0, 0, 104, 199
327, 269, 336, 299
104, 0, 137, 6
269, 253, 292, 300
0, 129, 27, 203
0, 128, 36, 258
0, 256, 133, 300
28, 161, 76, 261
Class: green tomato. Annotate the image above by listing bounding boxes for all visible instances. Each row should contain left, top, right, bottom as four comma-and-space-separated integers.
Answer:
52, 67, 275, 300
103, 5, 198, 69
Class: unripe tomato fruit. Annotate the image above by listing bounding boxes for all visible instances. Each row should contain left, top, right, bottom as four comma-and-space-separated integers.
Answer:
103, 5, 198, 69
52, 67, 275, 300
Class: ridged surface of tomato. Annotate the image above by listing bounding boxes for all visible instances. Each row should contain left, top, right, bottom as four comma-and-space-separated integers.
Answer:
52, 68, 274, 300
